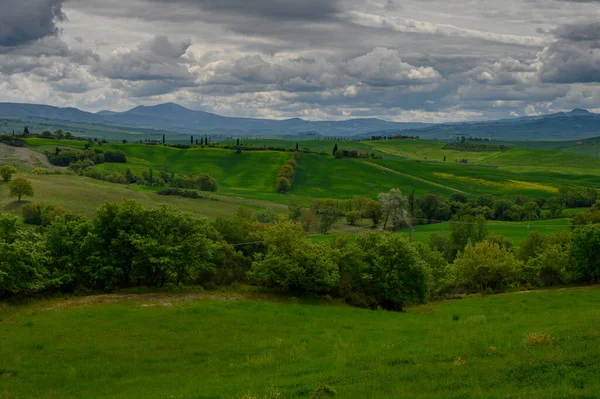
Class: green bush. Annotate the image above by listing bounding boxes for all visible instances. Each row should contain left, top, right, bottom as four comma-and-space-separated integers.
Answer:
0, 165, 18, 182
198, 173, 218, 192
348, 233, 430, 311
524, 244, 571, 287
276, 177, 291, 193
22, 203, 69, 226
248, 221, 339, 293
452, 240, 522, 292
103, 150, 128, 163
570, 225, 600, 283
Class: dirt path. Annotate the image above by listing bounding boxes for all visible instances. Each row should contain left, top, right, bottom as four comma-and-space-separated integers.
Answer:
362, 161, 471, 195
0, 143, 60, 170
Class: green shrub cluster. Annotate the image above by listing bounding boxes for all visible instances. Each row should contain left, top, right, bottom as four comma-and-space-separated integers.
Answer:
21, 203, 70, 226
158, 188, 208, 199
0, 201, 219, 296
276, 157, 298, 194
0, 135, 25, 147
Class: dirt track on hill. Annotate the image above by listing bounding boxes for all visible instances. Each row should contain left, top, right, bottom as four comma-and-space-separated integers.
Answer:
362, 161, 471, 195
0, 143, 59, 170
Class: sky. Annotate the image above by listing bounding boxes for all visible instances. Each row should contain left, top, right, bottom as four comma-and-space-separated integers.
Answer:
0, 0, 599, 122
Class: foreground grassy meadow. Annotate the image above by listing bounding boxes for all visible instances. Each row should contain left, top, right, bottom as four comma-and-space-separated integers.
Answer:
1, 287, 600, 398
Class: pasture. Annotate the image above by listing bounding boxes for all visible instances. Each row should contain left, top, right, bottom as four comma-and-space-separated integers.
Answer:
0, 173, 275, 220
1, 287, 599, 398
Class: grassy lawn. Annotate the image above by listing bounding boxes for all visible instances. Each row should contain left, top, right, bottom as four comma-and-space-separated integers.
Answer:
1, 287, 599, 398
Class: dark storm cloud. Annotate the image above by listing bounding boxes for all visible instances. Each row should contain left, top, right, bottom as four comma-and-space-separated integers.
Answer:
554, 22, 600, 42
538, 22, 600, 83
93, 36, 194, 82
0, 0, 66, 47
144, 0, 342, 21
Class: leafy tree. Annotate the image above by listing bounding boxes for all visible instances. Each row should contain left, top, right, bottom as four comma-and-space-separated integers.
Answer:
345, 211, 361, 226
407, 189, 416, 241
413, 242, 449, 292
248, 221, 339, 293
524, 245, 571, 287
276, 177, 291, 193
125, 168, 134, 184
570, 225, 600, 283
103, 150, 128, 163
517, 231, 547, 262
448, 214, 487, 261
453, 240, 522, 292
0, 212, 20, 243
417, 193, 451, 222
198, 174, 218, 192
253, 208, 279, 224
9, 177, 34, 202
23, 127, 29, 135
319, 209, 341, 234
0, 165, 18, 182
378, 188, 408, 231
353, 233, 430, 310
299, 210, 319, 234
65, 132, 73, 139
55, 130, 65, 140
0, 229, 50, 296
278, 165, 294, 179
477, 194, 495, 209
548, 197, 564, 218
22, 203, 69, 226
287, 200, 302, 221
450, 193, 469, 203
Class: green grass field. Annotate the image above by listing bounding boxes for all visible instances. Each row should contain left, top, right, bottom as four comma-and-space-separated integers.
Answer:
1, 287, 599, 398
0, 173, 279, 220
312, 218, 573, 246
22, 139, 600, 203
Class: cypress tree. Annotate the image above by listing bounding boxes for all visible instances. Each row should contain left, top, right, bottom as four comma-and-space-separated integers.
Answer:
296, 143, 299, 151
162, 135, 165, 144
191, 135, 194, 144
333, 144, 338, 156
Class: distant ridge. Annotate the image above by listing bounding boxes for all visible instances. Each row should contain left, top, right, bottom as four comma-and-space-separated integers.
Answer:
0, 102, 429, 137
0, 102, 599, 140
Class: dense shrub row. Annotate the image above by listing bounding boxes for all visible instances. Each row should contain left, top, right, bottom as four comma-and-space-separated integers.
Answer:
2, 200, 600, 309
0, 135, 26, 147
276, 157, 298, 193
158, 188, 209, 199
443, 142, 510, 152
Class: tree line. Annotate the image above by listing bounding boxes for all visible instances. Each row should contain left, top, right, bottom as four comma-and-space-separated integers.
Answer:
2, 199, 600, 309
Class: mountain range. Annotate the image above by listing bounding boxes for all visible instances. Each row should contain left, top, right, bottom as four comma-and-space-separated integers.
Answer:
0, 102, 429, 137
1, 102, 600, 141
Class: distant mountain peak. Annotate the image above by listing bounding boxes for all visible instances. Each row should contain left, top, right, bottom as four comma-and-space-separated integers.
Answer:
570, 108, 591, 115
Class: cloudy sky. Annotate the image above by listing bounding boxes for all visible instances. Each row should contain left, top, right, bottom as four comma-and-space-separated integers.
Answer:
0, 0, 599, 122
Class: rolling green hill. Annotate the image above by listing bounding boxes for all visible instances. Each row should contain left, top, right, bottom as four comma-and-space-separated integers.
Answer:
19, 138, 600, 204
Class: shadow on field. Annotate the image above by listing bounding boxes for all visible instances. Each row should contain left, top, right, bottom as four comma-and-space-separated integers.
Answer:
3, 200, 30, 212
